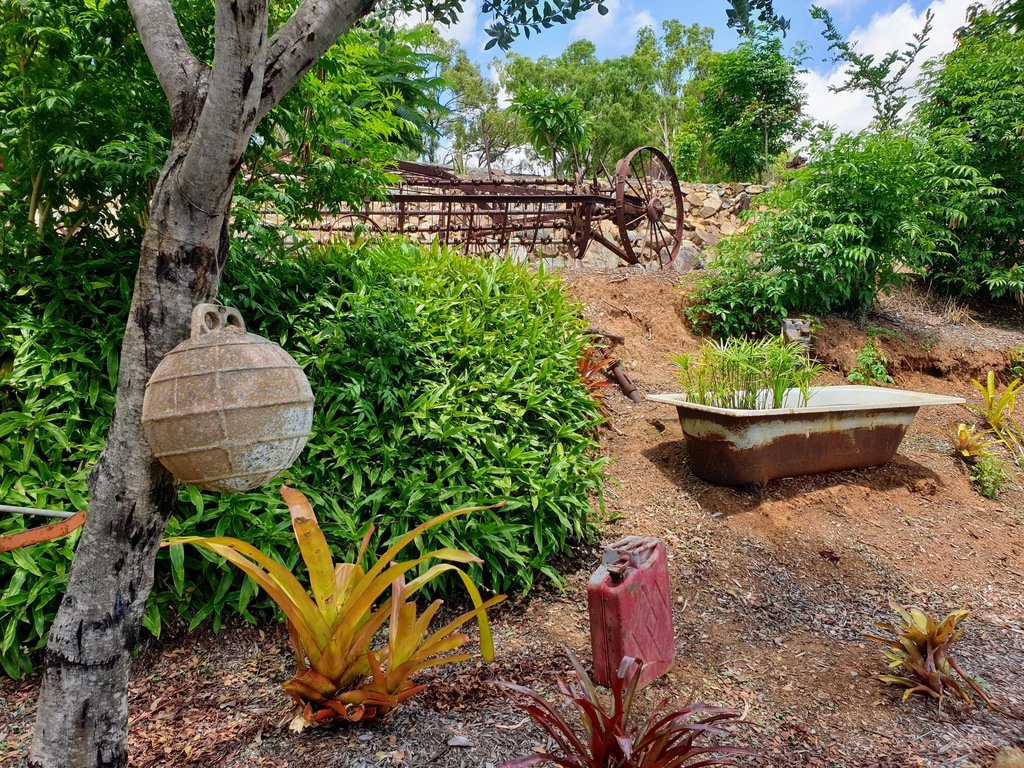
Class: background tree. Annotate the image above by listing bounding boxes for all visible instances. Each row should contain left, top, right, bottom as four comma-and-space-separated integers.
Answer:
810, 5, 933, 131
914, 7, 1024, 301
510, 88, 588, 177
726, 0, 790, 37
502, 41, 656, 175
698, 30, 804, 180
0, 0, 166, 243
671, 129, 703, 180
405, 25, 458, 164
631, 20, 714, 157
442, 49, 520, 172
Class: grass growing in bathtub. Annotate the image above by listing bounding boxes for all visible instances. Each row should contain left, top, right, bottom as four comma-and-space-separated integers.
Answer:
670, 335, 823, 410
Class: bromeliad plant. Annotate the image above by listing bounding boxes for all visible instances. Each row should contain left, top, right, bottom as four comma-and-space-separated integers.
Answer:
942, 421, 1010, 498
497, 649, 754, 767
670, 335, 822, 410
164, 485, 505, 725
579, 347, 617, 417
944, 421, 998, 463
968, 371, 1024, 462
865, 605, 993, 709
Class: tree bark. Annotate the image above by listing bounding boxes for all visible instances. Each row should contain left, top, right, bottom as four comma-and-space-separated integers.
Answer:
29, 0, 372, 764
28, 153, 231, 768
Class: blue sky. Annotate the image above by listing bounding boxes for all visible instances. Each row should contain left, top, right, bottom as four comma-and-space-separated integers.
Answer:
409, 0, 992, 134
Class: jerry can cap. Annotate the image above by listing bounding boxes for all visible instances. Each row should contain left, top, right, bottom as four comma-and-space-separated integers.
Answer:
599, 536, 663, 583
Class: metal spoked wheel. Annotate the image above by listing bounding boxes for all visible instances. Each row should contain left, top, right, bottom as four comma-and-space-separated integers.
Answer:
568, 200, 594, 260
614, 146, 685, 268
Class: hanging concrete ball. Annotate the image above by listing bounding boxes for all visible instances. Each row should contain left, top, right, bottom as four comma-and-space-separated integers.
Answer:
142, 303, 314, 493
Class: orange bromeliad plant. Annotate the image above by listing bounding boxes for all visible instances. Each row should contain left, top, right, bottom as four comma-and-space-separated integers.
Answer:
164, 486, 505, 725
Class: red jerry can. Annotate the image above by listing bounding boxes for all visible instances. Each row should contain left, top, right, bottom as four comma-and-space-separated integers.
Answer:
587, 536, 674, 688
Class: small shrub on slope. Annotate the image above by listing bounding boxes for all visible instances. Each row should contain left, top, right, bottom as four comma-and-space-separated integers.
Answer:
686, 128, 993, 337
846, 340, 894, 385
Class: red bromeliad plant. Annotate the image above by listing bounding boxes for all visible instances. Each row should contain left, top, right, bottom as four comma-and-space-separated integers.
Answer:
497, 649, 754, 767
579, 347, 617, 416
165, 486, 505, 725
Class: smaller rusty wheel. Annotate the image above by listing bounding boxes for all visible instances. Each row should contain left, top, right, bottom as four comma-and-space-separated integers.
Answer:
567, 200, 594, 260
614, 147, 685, 268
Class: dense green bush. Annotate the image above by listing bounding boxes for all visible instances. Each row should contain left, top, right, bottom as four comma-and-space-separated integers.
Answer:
1, 238, 605, 677
0, 240, 132, 678
219, 240, 606, 594
686, 128, 994, 337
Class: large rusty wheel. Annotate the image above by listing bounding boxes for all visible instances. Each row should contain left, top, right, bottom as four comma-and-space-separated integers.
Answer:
614, 146, 685, 268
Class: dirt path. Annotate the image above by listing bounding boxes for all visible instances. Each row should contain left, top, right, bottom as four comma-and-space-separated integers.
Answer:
2, 269, 1023, 768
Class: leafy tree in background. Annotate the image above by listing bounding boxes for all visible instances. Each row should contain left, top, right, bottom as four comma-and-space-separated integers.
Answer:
727, 0, 790, 37
511, 88, 588, 177
915, 7, 1024, 301
810, 5, 933, 131
397, 28, 519, 172
235, 22, 449, 252
443, 47, 521, 172
502, 41, 652, 175
698, 29, 804, 180
0, 0, 166, 243
706, 30, 805, 180
997, 0, 1024, 29
403, 26, 459, 164
501, 24, 715, 177
632, 20, 714, 157
671, 130, 702, 181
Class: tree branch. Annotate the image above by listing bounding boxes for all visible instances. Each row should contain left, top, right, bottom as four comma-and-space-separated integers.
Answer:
256, 0, 376, 123
127, 0, 202, 106
178, 0, 270, 213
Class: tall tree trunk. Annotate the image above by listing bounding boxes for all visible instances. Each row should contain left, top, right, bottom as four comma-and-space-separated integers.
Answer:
28, 118, 238, 768
28, 0, 376, 761
763, 123, 770, 181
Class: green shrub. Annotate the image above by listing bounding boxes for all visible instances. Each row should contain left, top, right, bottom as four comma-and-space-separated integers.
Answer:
915, 10, 1024, 301
685, 128, 993, 337
0, 241, 132, 678
671, 130, 702, 182
970, 452, 1009, 499
847, 339, 894, 385
1, 237, 605, 677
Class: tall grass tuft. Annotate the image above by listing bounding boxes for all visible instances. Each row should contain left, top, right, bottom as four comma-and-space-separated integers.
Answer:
670, 335, 822, 410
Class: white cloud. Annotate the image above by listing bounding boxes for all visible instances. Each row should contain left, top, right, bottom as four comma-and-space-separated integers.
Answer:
569, 0, 656, 52
801, 0, 995, 133
394, 0, 481, 49
814, 0, 866, 13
